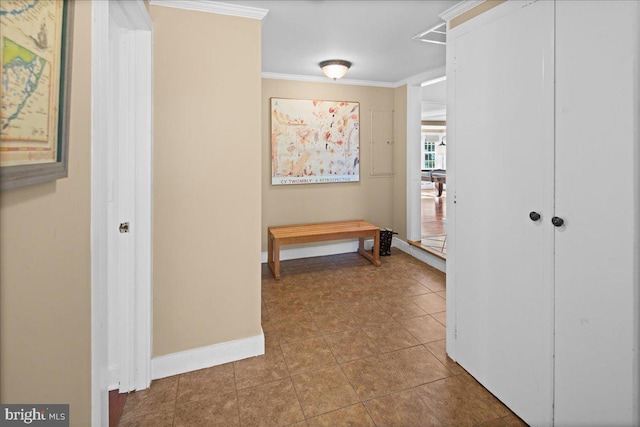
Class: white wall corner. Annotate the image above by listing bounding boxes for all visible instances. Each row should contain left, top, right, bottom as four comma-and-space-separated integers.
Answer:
151, 331, 265, 380
406, 84, 423, 241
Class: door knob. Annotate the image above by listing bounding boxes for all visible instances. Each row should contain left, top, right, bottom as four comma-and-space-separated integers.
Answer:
529, 211, 541, 222
551, 216, 564, 227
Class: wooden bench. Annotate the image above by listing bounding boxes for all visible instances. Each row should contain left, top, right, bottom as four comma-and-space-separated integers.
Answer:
267, 220, 381, 280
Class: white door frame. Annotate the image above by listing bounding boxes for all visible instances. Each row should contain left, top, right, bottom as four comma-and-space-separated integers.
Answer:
92, 0, 152, 424
405, 66, 447, 243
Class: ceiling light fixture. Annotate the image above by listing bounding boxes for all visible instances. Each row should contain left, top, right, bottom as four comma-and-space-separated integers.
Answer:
319, 59, 352, 81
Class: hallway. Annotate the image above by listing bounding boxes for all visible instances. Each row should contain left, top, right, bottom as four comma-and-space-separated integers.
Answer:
116, 251, 524, 426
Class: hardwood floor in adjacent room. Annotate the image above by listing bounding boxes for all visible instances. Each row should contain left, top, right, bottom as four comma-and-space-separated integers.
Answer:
421, 188, 447, 257
113, 252, 524, 426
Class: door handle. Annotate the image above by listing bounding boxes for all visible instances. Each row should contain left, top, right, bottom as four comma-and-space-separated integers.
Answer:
529, 211, 541, 222
551, 216, 564, 227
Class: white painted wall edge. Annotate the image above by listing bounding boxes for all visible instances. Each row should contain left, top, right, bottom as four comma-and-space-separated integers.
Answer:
151, 331, 265, 380
259, 237, 445, 273
109, 367, 120, 391
91, 1, 111, 425
406, 84, 423, 242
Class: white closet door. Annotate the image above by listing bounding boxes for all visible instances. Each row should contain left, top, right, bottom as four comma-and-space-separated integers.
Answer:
451, 1, 555, 425
554, 2, 638, 425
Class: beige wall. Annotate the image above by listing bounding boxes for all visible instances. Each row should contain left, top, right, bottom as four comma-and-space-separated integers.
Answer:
261, 79, 400, 250
151, 6, 263, 356
0, 2, 92, 425
393, 85, 408, 240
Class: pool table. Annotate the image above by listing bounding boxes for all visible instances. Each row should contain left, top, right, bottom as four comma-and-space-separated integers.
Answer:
421, 169, 446, 197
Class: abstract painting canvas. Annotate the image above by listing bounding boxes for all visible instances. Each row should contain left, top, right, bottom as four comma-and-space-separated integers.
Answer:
271, 98, 359, 185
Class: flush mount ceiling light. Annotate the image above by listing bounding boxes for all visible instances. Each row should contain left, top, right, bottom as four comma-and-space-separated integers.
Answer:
319, 60, 352, 80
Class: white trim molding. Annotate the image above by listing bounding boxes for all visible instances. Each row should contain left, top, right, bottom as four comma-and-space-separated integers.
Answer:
260, 239, 376, 264
148, 0, 269, 20
91, 2, 110, 423
261, 72, 397, 88
262, 66, 448, 89
396, 65, 447, 88
93, 1, 153, 423
393, 238, 446, 273
406, 83, 422, 242
112, 0, 153, 29
259, 238, 445, 273
152, 332, 265, 380
439, 0, 484, 22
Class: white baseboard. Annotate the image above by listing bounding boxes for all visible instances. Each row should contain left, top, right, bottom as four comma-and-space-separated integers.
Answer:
151, 331, 265, 380
260, 239, 375, 263
393, 238, 446, 272
259, 237, 445, 272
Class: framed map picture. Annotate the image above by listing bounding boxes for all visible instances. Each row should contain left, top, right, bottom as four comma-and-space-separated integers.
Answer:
0, 0, 74, 190
271, 98, 360, 185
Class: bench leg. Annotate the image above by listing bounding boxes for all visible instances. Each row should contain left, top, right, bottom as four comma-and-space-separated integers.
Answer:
267, 232, 281, 280
358, 237, 365, 254
273, 240, 281, 280
357, 234, 382, 267
373, 230, 381, 266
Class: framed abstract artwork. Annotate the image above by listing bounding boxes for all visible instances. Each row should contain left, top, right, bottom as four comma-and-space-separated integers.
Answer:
271, 98, 360, 185
0, 0, 74, 190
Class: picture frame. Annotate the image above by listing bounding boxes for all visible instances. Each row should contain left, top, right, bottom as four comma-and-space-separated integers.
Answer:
271, 97, 360, 185
0, 0, 74, 191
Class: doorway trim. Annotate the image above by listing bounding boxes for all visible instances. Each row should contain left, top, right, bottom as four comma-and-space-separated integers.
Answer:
92, 0, 153, 424
405, 66, 447, 243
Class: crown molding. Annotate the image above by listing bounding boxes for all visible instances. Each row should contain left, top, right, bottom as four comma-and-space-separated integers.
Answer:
396, 66, 447, 87
148, 0, 269, 20
262, 66, 448, 89
261, 72, 397, 88
439, 0, 484, 22
261, 65, 447, 89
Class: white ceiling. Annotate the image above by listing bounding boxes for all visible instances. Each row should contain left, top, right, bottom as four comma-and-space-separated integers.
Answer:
221, 0, 458, 85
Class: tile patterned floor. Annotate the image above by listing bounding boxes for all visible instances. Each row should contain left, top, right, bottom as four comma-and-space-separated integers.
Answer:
118, 251, 526, 426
